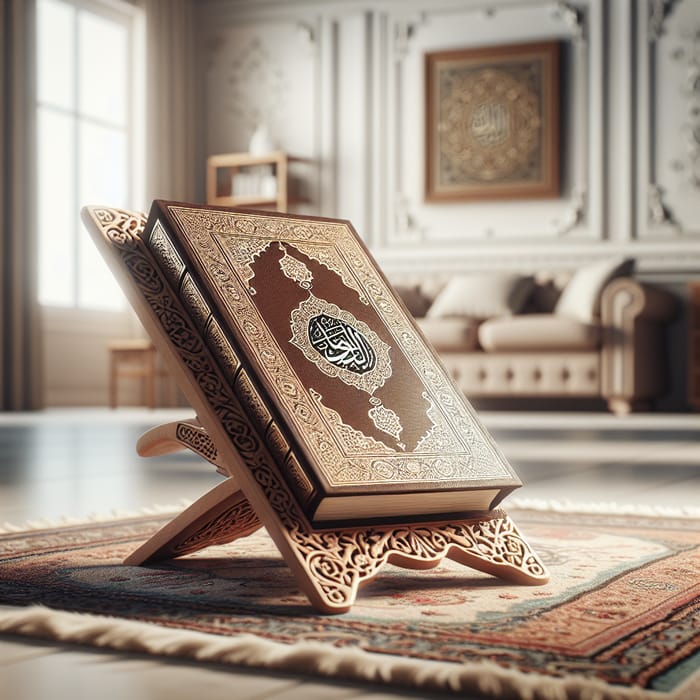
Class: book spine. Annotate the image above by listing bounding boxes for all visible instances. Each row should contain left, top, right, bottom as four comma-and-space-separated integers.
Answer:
144, 217, 320, 515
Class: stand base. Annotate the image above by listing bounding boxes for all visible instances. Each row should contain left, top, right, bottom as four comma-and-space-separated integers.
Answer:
128, 419, 549, 613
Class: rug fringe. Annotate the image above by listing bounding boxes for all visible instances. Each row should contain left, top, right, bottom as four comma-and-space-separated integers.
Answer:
0, 502, 187, 535
2, 497, 698, 536
509, 497, 700, 519
0, 604, 678, 700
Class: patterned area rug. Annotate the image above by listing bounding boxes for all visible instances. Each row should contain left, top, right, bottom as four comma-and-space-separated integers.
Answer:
0, 504, 699, 699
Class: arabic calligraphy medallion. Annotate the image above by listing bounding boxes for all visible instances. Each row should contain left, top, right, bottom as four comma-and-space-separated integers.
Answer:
290, 294, 391, 395
308, 314, 376, 375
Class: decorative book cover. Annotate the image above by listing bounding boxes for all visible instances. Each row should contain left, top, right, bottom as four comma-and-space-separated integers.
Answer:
144, 201, 521, 524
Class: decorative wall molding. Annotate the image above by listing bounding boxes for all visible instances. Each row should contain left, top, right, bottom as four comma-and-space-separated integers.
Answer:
674, 28, 700, 188
376, 239, 700, 275
382, 0, 601, 250
552, 189, 586, 237
224, 36, 288, 136
393, 13, 427, 59
648, 0, 681, 42
551, 1, 586, 42
394, 194, 427, 241
637, 0, 699, 239
648, 184, 681, 231
296, 21, 316, 49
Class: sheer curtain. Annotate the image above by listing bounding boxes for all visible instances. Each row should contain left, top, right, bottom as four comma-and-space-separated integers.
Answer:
142, 0, 198, 202
0, 0, 42, 411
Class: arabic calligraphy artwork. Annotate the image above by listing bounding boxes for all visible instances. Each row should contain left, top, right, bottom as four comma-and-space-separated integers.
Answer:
425, 41, 560, 201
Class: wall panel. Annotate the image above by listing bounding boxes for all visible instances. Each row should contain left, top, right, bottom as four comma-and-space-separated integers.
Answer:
196, 0, 700, 276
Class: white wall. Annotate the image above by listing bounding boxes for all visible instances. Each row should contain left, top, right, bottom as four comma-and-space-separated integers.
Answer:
42, 306, 144, 407
195, 0, 700, 279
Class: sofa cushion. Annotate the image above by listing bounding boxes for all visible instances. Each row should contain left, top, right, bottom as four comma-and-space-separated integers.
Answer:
417, 316, 480, 352
478, 314, 601, 351
393, 283, 432, 318
555, 258, 634, 323
426, 273, 535, 320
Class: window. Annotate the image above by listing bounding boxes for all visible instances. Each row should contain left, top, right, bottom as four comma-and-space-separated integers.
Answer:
36, 0, 143, 310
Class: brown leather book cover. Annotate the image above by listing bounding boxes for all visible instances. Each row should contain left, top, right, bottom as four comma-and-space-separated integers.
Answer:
145, 201, 521, 524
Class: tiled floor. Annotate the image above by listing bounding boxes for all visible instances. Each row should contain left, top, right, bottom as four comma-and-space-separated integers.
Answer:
0, 408, 698, 699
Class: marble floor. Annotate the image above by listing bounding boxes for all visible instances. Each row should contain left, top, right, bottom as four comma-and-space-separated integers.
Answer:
0, 408, 698, 699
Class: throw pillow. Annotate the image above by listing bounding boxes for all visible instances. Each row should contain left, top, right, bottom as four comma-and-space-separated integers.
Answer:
426, 273, 535, 320
555, 258, 634, 323
393, 284, 432, 318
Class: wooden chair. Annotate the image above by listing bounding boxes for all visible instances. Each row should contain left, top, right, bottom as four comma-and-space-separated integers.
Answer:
108, 339, 157, 408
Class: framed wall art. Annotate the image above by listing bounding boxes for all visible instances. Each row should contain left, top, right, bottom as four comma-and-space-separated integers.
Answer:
425, 41, 560, 202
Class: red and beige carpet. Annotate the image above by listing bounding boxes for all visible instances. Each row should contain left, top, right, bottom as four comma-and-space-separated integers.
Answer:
0, 503, 698, 699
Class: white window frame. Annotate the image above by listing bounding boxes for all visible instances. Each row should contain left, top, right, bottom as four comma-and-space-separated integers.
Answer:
35, 0, 144, 311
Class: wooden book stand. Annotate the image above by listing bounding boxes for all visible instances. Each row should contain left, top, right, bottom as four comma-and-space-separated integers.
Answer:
83, 206, 549, 614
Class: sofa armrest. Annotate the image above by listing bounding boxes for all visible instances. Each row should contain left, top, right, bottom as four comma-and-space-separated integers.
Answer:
601, 278, 677, 322
600, 279, 678, 413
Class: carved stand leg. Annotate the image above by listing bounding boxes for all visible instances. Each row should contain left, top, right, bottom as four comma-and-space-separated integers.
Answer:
136, 417, 229, 476
126, 418, 261, 564
274, 509, 548, 613
124, 477, 261, 565
133, 419, 548, 606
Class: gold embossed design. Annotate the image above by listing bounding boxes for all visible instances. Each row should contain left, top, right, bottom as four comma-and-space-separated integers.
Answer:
181, 274, 210, 332
278, 244, 313, 289
309, 389, 394, 455
287, 241, 367, 303
149, 221, 185, 289
265, 422, 292, 463
368, 397, 404, 448
197, 210, 366, 300
415, 392, 458, 452
234, 369, 272, 435
205, 318, 241, 385
290, 294, 392, 395
282, 452, 315, 505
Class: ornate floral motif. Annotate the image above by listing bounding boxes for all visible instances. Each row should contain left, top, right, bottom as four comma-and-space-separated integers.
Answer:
368, 397, 404, 448
278, 244, 313, 288
309, 389, 394, 455
290, 511, 547, 609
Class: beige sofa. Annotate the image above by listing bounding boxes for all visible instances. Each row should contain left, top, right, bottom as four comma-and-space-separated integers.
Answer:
391, 262, 677, 415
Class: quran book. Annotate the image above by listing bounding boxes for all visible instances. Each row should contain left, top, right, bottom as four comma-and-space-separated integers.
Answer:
140, 201, 521, 524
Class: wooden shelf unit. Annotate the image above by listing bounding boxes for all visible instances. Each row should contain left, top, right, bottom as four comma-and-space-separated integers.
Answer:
206, 151, 296, 212
689, 281, 700, 410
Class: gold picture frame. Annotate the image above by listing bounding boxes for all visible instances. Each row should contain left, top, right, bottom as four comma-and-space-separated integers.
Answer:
425, 41, 560, 202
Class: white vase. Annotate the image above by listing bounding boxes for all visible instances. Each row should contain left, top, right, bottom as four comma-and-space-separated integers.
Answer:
249, 124, 274, 155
